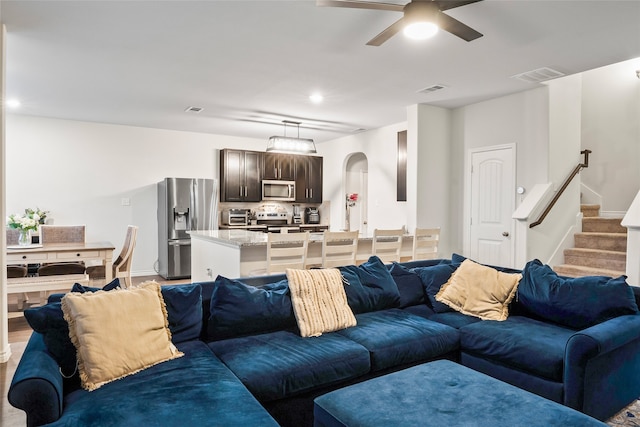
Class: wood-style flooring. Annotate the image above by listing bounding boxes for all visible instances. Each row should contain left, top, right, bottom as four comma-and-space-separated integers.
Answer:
1, 275, 189, 427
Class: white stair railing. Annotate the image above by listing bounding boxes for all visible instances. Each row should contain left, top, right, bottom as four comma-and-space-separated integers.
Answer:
621, 191, 640, 287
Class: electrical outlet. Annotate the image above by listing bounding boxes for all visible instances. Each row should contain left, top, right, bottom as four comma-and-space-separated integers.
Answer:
121, 198, 130, 206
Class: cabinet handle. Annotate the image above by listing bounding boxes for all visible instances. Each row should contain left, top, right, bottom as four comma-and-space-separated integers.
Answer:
76, 253, 81, 257
22, 255, 27, 260
310, 189, 313, 199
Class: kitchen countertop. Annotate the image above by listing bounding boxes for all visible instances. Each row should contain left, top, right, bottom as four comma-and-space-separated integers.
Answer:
189, 229, 408, 248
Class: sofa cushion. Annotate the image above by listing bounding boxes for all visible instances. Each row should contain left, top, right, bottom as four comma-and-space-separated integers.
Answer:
161, 284, 203, 343
287, 268, 356, 337
436, 259, 521, 321
460, 316, 575, 381
412, 263, 458, 313
61, 340, 279, 426
338, 256, 401, 314
388, 262, 426, 308
429, 311, 482, 329
48, 281, 203, 345
208, 330, 371, 402
207, 276, 295, 341
335, 309, 460, 371
61, 282, 183, 391
23, 302, 77, 378
452, 253, 523, 274
517, 259, 639, 329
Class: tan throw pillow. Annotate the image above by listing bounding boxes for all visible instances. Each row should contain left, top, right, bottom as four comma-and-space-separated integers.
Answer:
286, 268, 357, 337
61, 282, 183, 391
435, 259, 522, 321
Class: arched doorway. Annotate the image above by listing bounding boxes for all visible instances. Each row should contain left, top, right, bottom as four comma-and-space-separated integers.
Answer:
343, 153, 368, 234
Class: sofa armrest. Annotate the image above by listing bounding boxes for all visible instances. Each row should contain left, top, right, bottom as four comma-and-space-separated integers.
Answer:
8, 333, 64, 427
564, 314, 640, 414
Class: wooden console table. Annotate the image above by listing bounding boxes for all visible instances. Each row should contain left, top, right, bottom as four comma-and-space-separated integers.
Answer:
6, 241, 115, 296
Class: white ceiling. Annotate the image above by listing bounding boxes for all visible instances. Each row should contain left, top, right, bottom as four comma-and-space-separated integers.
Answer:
2, 0, 640, 143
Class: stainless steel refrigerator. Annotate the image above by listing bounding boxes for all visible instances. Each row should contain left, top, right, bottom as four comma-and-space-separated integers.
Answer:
157, 177, 217, 279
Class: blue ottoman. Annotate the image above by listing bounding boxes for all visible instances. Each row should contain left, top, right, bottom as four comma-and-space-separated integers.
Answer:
314, 360, 607, 427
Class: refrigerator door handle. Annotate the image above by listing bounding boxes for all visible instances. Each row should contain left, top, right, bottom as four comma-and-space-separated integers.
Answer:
190, 179, 197, 230
169, 239, 191, 246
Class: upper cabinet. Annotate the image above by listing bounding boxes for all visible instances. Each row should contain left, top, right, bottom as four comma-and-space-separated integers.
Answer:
220, 149, 323, 203
263, 152, 296, 181
220, 149, 262, 202
295, 155, 323, 203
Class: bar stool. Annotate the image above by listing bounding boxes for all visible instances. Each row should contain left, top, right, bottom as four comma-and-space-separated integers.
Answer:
266, 231, 310, 274
412, 227, 440, 261
372, 228, 404, 263
322, 231, 359, 268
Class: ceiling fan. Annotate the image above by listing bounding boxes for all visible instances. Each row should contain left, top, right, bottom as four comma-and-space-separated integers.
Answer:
317, 0, 484, 46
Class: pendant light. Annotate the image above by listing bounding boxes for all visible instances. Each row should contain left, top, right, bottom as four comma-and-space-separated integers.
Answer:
266, 120, 317, 154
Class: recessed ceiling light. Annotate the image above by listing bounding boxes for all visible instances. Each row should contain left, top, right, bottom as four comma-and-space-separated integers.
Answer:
6, 99, 21, 109
309, 93, 324, 104
184, 106, 204, 113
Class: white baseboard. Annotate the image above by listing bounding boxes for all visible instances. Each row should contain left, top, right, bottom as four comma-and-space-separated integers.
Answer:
131, 270, 160, 277
600, 210, 626, 219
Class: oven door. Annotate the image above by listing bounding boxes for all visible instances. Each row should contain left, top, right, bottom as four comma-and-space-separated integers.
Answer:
262, 180, 295, 201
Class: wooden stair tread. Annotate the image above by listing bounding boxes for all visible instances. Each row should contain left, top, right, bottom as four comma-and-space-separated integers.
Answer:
564, 247, 626, 259
553, 264, 625, 278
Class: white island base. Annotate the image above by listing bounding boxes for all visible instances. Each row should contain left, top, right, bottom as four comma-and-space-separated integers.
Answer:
189, 229, 417, 282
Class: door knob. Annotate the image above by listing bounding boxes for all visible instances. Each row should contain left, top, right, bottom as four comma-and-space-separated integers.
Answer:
502, 231, 510, 237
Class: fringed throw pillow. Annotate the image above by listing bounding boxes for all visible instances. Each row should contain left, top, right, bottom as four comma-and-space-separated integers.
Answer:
61, 281, 183, 391
286, 268, 357, 337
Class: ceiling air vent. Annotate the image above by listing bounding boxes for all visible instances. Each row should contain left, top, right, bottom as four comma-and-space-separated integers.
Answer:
184, 106, 204, 113
511, 67, 565, 84
418, 84, 448, 94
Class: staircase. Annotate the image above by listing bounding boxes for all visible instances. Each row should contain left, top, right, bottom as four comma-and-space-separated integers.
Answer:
553, 204, 627, 278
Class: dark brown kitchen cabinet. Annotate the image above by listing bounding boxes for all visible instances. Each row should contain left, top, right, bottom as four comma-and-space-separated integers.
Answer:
295, 155, 323, 203
263, 152, 296, 181
220, 149, 262, 202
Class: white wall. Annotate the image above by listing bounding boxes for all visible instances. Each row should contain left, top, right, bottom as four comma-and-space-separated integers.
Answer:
580, 58, 640, 213
318, 122, 408, 234
451, 87, 550, 257
6, 114, 266, 276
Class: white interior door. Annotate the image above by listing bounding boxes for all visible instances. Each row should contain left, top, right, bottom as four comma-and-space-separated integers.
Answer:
469, 146, 515, 266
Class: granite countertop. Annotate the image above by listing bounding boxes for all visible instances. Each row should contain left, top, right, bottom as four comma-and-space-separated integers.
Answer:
189, 229, 411, 248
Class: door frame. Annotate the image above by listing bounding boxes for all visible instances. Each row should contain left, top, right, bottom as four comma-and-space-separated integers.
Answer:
463, 143, 516, 266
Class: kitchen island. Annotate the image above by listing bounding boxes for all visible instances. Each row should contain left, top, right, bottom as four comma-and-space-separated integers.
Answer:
189, 229, 416, 281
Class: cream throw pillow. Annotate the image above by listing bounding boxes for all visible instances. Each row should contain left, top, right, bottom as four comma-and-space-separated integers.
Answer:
61, 282, 183, 391
286, 268, 357, 337
435, 259, 522, 321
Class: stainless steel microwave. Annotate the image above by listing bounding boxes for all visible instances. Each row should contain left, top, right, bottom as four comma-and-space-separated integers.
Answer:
262, 180, 295, 201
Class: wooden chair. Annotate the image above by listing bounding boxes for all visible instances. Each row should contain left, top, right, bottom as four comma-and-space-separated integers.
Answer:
266, 231, 310, 274
7, 265, 27, 278
40, 225, 86, 244
87, 225, 138, 288
412, 227, 440, 261
372, 228, 404, 263
322, 231, 359, 268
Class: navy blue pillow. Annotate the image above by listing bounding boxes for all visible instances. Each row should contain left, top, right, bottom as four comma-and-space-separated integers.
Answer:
207, 276, 295, 341
24, 302, 77, 378
518, 259, 639, 329
47, 278, 122, 303
413, 263, 458, 313
161, 284, 203, 343
339, 256, 401, 314
388, 262, 425, 308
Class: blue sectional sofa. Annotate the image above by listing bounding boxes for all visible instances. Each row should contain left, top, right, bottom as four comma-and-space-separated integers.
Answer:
9, 255, 640, 426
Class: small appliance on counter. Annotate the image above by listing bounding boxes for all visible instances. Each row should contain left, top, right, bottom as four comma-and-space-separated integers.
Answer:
305, 207, 320, 224
292, 204, 302, 224
222, 208, 250, 226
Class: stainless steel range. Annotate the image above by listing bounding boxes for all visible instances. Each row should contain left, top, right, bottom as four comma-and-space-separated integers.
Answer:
255, 211, 299, 233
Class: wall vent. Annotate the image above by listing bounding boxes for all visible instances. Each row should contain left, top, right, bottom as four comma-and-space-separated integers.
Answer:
511, 67, 565, 84
184, 106, 204, 113
418, 84, 448, 94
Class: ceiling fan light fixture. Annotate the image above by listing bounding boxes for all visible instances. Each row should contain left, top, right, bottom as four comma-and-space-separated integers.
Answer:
403, 22, 438, 40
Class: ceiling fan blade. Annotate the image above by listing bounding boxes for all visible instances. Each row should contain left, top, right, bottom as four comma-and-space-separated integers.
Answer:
366, 17, 405, 46
437, 12, 483, 41
316, 0, 404, 12
437, 0, 483, 12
